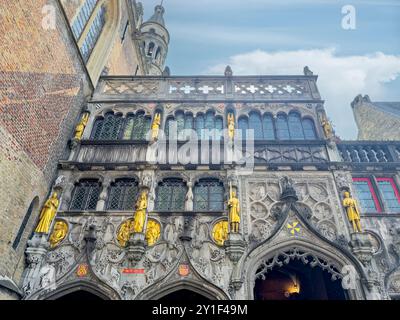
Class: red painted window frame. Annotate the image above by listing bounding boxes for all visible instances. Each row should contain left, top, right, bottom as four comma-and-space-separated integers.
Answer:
376, 177, 400, 208
352, 177, 382, 212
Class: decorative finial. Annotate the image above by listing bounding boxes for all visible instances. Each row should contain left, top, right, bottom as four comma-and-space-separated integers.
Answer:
303, 66, 313, 76
225, 65, 233, 77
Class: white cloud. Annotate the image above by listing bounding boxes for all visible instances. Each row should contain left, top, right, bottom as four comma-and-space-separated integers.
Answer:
207, 48, 400, 139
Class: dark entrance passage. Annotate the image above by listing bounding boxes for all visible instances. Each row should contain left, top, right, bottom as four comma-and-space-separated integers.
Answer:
254, 259, 347, 300
55, 290, 105, 301
159, 289, 211, 302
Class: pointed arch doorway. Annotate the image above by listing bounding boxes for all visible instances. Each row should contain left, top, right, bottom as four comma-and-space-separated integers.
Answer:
254, 257, 348, 300
158, 289, 211, 302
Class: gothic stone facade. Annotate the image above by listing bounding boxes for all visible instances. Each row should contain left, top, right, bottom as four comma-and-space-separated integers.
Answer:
21, 74, 400, 300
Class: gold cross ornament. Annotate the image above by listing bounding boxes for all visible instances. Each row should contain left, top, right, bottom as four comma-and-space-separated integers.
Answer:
287, 221, 301, 236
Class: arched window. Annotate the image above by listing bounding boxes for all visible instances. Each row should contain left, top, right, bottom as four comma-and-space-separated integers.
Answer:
262, 113, 275, 140
302, 118, 317, 140
165, 116, 174, 138
107, 179, 139, 210
249, 112, 263, 140
276, 114, 290, 140
215, 116, 223, 140
91, 112, 123, 140
238, 116, 249, 140
194, 179, 224, 211
123, 111, 151, 140
70, 180, 101, 211
185, 113, 194, 130
288, 112, 305, 140
175, 111, 185, 136
155, 179, 187, 211
166, 111, 222, 140
195, 113, 205, 140
148, 42, 155, 56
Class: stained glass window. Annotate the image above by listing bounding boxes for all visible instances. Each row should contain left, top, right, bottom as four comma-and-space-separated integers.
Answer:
288, 112, 305, 140
194, 179, 224, 211
262, 114, 275, 140
155, 179, 187, 211
377, 178, 400, 213
70, 180, 101, 211
352, 178, 380, 213
303, 118, 317, 140
107, 179, 139, 210
276, 114, 290, 140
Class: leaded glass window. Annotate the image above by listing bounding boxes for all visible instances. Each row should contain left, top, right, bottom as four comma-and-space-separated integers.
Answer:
238, 116, 249, 140
288, 112, 305, 140
276, 114, 290, 140
352, 178, 380, 213
70, 180, 101, 211
377, 178, 400, 212
262, 114, 275, 140
165, 116, 174, 138
303, 118, 317, 140
155, 179, 187, 211
215, 116, 223, 140
196, 114, 205, 140
80, 4, 106, 62
91, 113, 123, 140
176, 111, 185, 136
194, 179, 224, 211
123, 112, 151, 140
249, 112, 263, 140
107, 179, 139, 210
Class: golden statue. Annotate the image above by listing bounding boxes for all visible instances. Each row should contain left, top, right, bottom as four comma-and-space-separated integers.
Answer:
228, 183, 240, 233
145, 220, 161, 246
212, 220, 229, 246
321, 117, 333, 139
151, 113, 161, 141
117, 219, 133, 247
49, 220, 68, 248
343, 191, 362, 233
74, 113, 90, 140
227, 113, 235, 140
35, 192, 60, 234
133, 191, 148, 233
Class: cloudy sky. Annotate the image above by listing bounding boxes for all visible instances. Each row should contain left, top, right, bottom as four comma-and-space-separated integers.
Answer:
142, 0, 400, 139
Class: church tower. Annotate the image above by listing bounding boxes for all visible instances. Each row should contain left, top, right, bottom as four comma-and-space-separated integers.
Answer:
140, 4, 170, 75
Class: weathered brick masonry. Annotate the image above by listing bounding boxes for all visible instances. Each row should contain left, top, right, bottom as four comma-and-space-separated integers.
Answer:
0, 0, 92, 298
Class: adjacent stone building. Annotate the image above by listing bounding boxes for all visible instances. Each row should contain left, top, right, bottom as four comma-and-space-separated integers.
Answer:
352, 94, 400, 141
1, 2, 400, 300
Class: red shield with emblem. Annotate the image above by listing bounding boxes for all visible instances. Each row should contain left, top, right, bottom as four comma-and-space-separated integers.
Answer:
76, 264, 89, 277
178, 264, 190, 277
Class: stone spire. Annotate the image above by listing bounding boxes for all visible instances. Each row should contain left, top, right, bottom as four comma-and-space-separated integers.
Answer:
140, 3, 169, 75
147, 4, 166, 26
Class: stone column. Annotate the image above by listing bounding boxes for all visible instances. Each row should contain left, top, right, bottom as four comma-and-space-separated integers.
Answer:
96, 177, 111, 211
60, 182, 75, 211
185, 180, 194, 211
349, 232, 383, 299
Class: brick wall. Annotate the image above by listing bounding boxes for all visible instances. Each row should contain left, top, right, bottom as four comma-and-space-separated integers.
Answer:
0, 0, 92, 298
